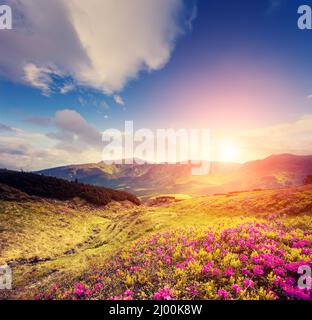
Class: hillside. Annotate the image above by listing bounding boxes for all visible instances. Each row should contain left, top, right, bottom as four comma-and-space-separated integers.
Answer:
0, 184, 311, 299
0, 169, 140, 206
38, 154, 312, 197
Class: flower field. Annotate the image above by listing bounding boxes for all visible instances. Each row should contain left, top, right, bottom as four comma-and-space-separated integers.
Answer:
35, 221, 312, 300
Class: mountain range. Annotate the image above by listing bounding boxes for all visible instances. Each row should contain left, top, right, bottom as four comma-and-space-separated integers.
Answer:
37, 154, 312, 198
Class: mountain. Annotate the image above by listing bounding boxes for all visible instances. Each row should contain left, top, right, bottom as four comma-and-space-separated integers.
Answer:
0, 169, 140, 206
37, 154, 312, 197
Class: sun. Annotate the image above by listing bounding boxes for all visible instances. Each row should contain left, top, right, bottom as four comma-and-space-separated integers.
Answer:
218, 141, 241, 163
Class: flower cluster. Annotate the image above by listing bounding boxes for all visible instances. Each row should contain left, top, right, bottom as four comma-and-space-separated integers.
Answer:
35, 222, 311, 300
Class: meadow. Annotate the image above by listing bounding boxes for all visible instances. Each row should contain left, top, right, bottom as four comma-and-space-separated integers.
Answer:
0, 185, 311, 300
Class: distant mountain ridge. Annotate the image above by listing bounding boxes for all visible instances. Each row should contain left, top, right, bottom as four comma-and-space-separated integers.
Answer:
37, 154, 312, 197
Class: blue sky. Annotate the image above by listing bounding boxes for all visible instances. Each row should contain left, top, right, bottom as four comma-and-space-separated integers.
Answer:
1, 0, 312, 169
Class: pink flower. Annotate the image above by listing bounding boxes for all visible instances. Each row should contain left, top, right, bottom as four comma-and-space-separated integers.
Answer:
50, 283, 58, 291
244, 278, 254, 288
176, 261, 187, 270
240, 254, 248, 262
164, 255, 171, 265
217, 289, 230, 299
302, 248, 312, 255
186, 286, 198, 296
85, 289, 91, 296
231, 284, 241, 294
283, 285, 311, 300
74, 283, 85, 296
292, 240, 310, 248
124, 289, 134, 296
253, 265, 265, 276
202, 261, 214, 274
225, 267, 234, 277
96, 283, 103, 290
274, 267, 285, 276
153, 288, 173, 300
212, 268, 220, 276
131, 266, 140, 272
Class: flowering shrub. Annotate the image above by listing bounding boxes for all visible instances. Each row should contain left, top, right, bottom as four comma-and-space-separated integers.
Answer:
35, 222, 311, 300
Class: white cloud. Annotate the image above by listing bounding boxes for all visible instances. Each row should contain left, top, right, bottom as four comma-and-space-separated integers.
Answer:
235, 115, 312, 160
0, 110, 103, 170
23, 63, 56, 96
60, 83, 75, 94
1, 0, 195, 95
47, 109, 102, 150
307, 94, 312, 100
114, 95, 125, 106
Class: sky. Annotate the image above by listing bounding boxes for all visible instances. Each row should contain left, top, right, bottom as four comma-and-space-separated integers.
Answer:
1, 0, 312, 170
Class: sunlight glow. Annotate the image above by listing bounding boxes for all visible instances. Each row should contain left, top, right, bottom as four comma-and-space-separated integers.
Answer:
218, 141, 241, 163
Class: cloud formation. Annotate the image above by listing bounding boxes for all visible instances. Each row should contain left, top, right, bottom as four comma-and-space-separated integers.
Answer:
0, 111, 103, 170
1, 0, 194, 94
0, 123, 15, 132
47, 109, 102, 151
1, 114, 312, 170
114, 95, 125, 106
236, 115, 312, 161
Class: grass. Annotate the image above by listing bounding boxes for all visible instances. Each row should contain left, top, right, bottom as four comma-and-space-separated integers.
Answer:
0, 185, 311, 299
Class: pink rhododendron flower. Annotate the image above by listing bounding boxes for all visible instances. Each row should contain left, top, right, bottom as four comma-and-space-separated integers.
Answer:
74, 283, 85, 296
202, 261, 214, 273
274, 267, 285, 276
212, 268, 220, 276
65, 291, 71, 298
244, 279, 254, 288
96, 283, 103, 290
302, 248, 312, 255
231, 284, 241, 294
225, 267, 234, 277
50, 284, 58, 291
186, 286, 198, 296
164, 255, 171, 265
218, 289, 230, 299
253, 265, 265, 276
153, 288, 173, 300
124, 290, 134, 296
292, 240, 310, 248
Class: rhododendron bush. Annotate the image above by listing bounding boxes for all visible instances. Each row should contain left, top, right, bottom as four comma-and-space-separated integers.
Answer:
36, 222, 311, 300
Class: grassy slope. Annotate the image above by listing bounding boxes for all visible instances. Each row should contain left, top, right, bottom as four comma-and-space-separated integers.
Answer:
0, 185, 311, 299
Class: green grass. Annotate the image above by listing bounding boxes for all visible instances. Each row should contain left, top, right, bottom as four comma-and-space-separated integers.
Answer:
0, 185, 311, 299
